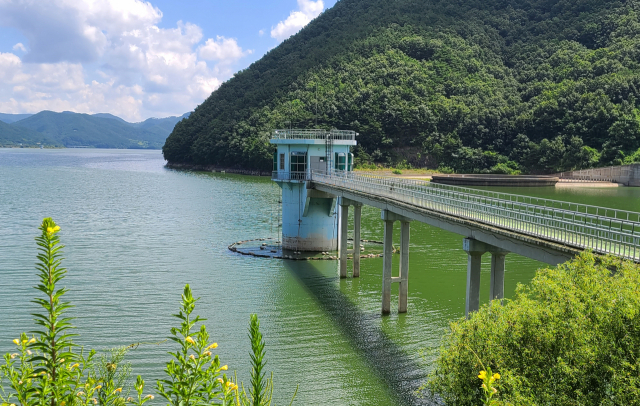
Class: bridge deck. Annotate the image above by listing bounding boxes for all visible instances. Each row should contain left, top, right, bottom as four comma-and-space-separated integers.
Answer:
311, 171, 640, 262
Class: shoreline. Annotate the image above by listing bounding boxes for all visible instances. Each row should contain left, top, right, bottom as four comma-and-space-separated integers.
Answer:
165, 162, 271, 176
164, 163, 625, 187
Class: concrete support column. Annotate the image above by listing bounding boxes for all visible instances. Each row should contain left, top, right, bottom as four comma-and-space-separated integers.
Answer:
353, 204, 362, 278
489, 251, 507, 302
382, 219, 394, 315
339, 203, 349, 279
463, 238, 486, 318
398, 221, 410, 313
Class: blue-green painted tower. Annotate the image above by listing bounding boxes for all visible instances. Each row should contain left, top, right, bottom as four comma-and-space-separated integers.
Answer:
270, 129, 357, 251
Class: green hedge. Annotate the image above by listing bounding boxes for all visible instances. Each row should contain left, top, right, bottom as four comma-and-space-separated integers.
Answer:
426, 252, 640, 405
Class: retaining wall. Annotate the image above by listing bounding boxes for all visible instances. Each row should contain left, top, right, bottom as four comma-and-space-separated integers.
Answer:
556, 164, 640, 186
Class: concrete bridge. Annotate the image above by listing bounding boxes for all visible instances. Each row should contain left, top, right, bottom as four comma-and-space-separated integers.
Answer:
310, 171, 640, 316
270, 130, 640, 317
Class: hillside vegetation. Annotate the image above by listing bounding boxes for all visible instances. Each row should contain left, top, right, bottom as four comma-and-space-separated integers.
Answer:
2, 111, 189, 149
0, 120, 60, 147
163, 0, 640, 173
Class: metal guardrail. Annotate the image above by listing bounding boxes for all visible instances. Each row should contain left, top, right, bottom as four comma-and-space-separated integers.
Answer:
272, 171, 309, 181
311, 170, 640, 261
272, 129, 357, 141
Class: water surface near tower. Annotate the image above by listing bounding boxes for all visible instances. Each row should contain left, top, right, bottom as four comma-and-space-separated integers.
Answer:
2, 149, 639, 405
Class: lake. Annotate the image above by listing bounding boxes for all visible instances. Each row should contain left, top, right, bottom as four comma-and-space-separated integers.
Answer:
1, 148, 639, 405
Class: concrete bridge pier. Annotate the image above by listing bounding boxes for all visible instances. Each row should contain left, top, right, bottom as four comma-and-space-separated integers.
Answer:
381, 210, 411, 315
338, 198, 363, 278
463, 238, 509, 318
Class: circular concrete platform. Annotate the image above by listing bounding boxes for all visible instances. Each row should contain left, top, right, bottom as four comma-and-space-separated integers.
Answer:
431, 174, 559, 187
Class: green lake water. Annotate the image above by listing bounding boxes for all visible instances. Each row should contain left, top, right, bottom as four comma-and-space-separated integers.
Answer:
1, 148, 639, 405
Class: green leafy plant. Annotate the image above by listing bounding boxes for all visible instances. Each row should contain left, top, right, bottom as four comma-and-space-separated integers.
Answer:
235, 315, 297, 406
391, 169, 402, 175
0, 219, 102, 406
89, 347, 132, 406
426, 252, 640, 405
156, 285, 236, 406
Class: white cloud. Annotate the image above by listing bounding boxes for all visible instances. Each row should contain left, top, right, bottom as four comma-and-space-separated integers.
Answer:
198, 36, 252, 63
271, 0, 323, 41
0, 0, 252, 120
258, 29, 264, 36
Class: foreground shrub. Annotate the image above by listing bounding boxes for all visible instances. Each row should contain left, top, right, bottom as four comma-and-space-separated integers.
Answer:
426, 252, 640, 405
0, 218, 294, 406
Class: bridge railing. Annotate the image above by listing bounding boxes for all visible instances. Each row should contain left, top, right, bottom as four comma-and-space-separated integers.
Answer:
311, 170, 640, 261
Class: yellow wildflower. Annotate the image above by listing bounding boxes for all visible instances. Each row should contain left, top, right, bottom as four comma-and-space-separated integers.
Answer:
206, 343, 218, 350
220, 365, 228, 371
28, 338, 36, 344
217, 378, 224, 384
12, 339, 19, 345
27, 350, 32, 355
77, 392, 85, 397
144, 395, 154, 400
94, 385, 102, 390
10, 403, 16, 406
46, 225, 60, 234
478, 370, 487, 380
10, 353, 17, 359
492, 373, 500, 380
189, 354, 195, 361
71, 363, 79, 369
127, 398, 133, 402
92, 398, 97, 404
203, 351, 212, 357
185, 336, 195, 344
60, 401, 66, 406
113, 388, 122, 394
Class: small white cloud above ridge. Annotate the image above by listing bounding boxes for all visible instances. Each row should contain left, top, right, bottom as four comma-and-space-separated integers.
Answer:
271, 0, 323, 41
198, 36, 252, 62
12, 43, 26, 52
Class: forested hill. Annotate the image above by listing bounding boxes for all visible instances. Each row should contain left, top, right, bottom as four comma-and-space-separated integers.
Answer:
163, 0, 640, 174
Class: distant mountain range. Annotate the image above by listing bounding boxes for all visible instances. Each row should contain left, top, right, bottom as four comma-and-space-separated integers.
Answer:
0, 111, 190, 149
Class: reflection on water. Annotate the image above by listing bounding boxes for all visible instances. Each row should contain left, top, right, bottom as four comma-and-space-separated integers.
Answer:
283, 260, 432, 405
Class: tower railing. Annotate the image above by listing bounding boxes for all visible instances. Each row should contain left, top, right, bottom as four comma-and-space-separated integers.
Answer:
311, 170, 640, 261
272, 129, 357, 141
272, 171, 310, 181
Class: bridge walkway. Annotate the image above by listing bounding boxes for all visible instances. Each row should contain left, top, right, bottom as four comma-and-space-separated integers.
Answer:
312, 170, 640, 262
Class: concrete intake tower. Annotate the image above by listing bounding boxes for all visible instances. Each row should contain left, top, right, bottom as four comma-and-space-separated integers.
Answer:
270, 129, 357, 251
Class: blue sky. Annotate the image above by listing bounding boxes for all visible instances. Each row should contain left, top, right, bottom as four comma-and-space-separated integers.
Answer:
0, 0, 337, 121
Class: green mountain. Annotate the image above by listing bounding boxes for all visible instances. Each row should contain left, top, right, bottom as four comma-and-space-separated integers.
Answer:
0, 120, 60, 147
163, 0, 640, 173
9, 111, 184, 149
132, 113, 191, 138
0, 113, 34, 124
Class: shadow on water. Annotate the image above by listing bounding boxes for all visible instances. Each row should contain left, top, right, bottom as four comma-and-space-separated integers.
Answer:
282, 260, 438, 406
